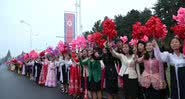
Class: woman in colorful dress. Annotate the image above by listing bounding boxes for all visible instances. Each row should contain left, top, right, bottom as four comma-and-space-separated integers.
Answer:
45, 57, 57, 87
39, 56, 49, 85
68, 52, 81, 98
153, 37, 185, 99
80, 49, 89, 99
137, 41, 166, 99
80, 48, 102, 99
21, 62, 26, 76
136, 41, 146, 99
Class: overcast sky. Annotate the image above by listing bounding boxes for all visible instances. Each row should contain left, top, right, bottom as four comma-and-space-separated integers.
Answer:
0, 0, 157, 58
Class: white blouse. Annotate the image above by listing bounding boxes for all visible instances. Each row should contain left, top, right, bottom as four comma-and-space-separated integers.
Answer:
112, 49, 139, 79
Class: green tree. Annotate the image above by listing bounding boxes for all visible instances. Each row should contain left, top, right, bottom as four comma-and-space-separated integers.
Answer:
83, 31, 92, 39
114, 15, 124, 37
83, 9, 153, 41
92, 20, 102, 32
0, 50, 12, 64
120, 9, 141, 39
140, 8, 152, 24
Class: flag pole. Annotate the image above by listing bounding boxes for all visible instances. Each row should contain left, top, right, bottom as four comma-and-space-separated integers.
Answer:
79, 0, 82, 36
75, 0, 78, 38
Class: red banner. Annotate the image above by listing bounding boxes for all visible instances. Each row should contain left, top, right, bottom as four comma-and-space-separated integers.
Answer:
64, 12, 75, 43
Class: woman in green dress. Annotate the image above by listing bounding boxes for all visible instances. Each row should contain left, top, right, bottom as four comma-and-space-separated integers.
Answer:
79, 48, 102, 99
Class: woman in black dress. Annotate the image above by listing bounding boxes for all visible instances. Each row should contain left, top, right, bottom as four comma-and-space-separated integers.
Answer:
35, 58, 42, 84
137, 41, 146, 99
102, 48, 118, 99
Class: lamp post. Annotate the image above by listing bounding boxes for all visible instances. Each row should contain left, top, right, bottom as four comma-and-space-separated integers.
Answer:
56, 36, 64, 38
20, 20, 32, 51
75, 0, 82, 37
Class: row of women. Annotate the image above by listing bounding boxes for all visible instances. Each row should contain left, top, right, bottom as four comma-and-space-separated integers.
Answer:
9, 36, 185, 99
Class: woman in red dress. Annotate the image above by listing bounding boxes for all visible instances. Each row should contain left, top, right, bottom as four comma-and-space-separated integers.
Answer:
39, 57, 49, 85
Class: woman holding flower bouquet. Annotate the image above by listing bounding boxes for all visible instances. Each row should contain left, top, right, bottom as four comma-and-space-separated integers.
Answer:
153, 37, 185, 99
79, 48, 102, 99
136, 40, 166, 99
109, 41, 140, 99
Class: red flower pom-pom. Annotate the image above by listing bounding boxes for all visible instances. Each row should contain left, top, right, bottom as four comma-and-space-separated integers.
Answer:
58, 41, 64, 53
102, 18, 117, 40
87, 34, 93, 42
11, 58, 17, 63
93, 32, 103, 43
97, 39, 106, 48
71, 52, 76, 59
24, 53, 30, 60
132, 22, 147, 40
39, 51, 46, 57
171, 24, 185, 39
29, 50, 38, 59
145, 16, 167, 39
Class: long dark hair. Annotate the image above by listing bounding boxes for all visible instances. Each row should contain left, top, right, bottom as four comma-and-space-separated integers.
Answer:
137, 41, 146, 57
81, 49, 88, 59
144, 51, 155, 60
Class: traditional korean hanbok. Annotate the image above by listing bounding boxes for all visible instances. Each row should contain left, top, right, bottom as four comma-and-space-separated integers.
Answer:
68, 62, 81, 95
39, 59, 49, 85
154, 47, 185, 99
139, 58, 166, 99
45, 61, 57, 87
21, 63, 26, 75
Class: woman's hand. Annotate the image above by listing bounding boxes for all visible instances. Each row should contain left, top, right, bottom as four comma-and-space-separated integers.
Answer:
134, 55, 138, 63
138, 76, 141, 84
160, 80, 166, 89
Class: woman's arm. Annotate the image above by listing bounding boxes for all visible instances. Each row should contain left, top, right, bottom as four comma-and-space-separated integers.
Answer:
110, 48, 124, 60
136, 56, 144, 63
153, 40, 170, 63
136, 63, 141, 77
79, 58, 88, 66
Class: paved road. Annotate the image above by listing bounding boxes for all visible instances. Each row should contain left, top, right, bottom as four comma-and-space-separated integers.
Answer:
0, 65, 72, 99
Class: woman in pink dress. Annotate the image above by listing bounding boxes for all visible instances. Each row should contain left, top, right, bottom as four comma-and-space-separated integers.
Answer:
137, 41, 166, 99
45, 57, 57, 87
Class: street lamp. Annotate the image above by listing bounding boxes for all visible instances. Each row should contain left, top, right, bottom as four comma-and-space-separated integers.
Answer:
20, 20, 32, 50
56, 36, 64, 38
75, 0, 82, 37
